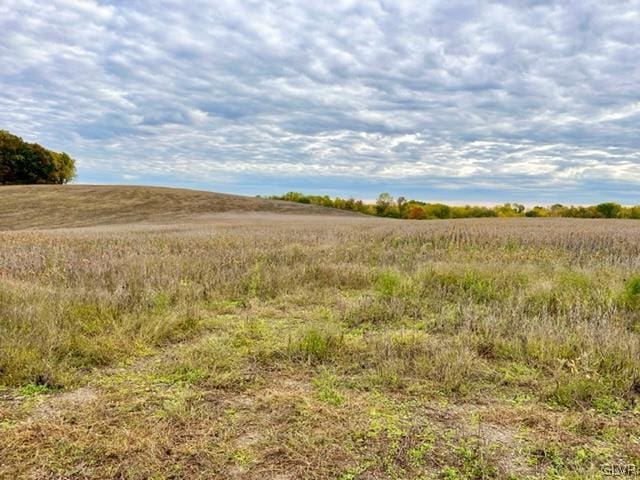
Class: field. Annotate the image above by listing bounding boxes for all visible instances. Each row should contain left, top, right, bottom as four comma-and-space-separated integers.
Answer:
0, 185, 352, 231
1, 186, 640, 479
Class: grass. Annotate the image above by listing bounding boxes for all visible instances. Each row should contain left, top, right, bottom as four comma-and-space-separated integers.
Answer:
1, 186, 640, 478
0, 184, 356, 230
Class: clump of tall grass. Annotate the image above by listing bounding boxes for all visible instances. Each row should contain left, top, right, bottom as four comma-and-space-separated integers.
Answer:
620, 276, 640, 309
289, 323, 344, 364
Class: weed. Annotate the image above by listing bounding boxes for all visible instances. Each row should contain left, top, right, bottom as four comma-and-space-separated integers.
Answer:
312, 370, 345, 406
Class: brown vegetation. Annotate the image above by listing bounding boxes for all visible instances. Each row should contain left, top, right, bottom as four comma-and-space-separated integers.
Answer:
1, 188, 639, 478
0, 185, 357, 230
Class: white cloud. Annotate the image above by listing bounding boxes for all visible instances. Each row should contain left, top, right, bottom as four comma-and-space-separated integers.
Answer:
1, 0, 639, 202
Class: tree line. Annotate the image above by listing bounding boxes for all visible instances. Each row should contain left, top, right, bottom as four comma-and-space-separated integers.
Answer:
0, 130, 76, 185
270, 192, 640, 220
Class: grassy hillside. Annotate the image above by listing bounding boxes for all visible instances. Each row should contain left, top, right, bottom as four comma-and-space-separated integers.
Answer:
0, 185, 356, 230
1, 205, 640, 478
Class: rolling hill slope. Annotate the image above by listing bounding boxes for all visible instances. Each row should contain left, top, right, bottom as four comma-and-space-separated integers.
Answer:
0, 185, 358, 230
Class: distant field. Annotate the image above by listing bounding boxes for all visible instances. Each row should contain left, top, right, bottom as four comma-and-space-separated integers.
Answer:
0, 185, 356, 230
1, 188, 640, 479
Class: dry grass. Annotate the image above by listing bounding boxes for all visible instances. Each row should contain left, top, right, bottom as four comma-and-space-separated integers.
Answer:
0, 185, 356, 230
1, 187, 640, 478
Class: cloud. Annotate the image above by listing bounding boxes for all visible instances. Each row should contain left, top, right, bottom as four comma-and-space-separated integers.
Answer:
1, 0, 639, 203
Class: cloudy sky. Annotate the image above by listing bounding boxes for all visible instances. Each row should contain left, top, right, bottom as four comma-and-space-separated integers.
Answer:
2, 0, 640, 204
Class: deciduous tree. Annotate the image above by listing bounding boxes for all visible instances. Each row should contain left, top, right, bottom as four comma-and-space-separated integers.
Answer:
0, 130, 76, 185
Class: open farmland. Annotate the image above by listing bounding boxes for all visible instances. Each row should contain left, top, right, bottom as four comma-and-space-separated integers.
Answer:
0, 185, 355, 231
1, 188, 640, 479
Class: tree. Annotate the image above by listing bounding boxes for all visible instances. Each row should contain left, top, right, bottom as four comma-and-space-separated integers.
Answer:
376, 193, 394, 217
423, 203, 451, 219
495, 203, 518, 217
595, 202, 622, 219
271, 191, 640, 221
407, 205, 426, 219
0, 130, 76, 185
626, 206, 640, 219
525, 206, 547, 217
396, 196, 407, 216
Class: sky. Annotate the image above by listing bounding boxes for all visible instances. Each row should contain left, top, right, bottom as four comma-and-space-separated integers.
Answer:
1, 0, 640, 205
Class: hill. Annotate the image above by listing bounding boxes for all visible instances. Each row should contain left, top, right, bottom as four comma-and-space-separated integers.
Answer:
0, 184, 358, 230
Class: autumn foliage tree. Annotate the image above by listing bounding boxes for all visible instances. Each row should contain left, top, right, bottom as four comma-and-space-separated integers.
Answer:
0, 130, 76, 185
272, 192, 639, 220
